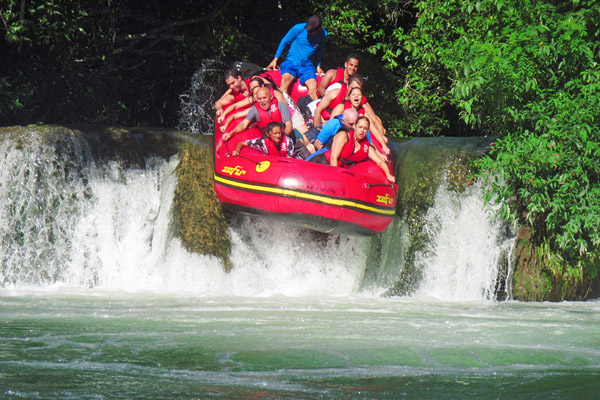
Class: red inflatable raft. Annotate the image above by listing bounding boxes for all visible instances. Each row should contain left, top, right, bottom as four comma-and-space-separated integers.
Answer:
213, 70, 397, 236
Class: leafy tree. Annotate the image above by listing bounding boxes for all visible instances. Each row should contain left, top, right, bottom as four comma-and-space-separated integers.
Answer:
393, 0, 600, 298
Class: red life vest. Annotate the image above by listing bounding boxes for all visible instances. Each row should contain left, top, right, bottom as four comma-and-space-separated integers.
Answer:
264, 136, 289, 157
223, 90, 250, 114
325, 130, 370, 167
233, 92, 247, 102
255, 98, 283, 128
329, 86, 368, 112
329, 85, 348, 111
343, 101, 366, 116
331, 68, 345, 86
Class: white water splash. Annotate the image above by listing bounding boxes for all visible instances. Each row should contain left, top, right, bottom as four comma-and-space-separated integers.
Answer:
414, 179, 514, 301
177, 59, 224, 134
0, 131, 513, 299
68, 158, 366, 296
0, 132, 367, 295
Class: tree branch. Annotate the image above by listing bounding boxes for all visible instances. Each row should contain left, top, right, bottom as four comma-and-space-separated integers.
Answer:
116, 0, 234, 44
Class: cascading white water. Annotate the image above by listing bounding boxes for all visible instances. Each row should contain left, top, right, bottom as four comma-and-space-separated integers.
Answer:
0, 130, 93, 285
0, 130, 368, 295
414, 177, 514, 300
0, 130, 513, 299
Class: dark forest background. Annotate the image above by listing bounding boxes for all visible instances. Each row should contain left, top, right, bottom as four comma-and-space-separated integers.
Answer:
0, 0, 412, 131
2, 0, 600, 298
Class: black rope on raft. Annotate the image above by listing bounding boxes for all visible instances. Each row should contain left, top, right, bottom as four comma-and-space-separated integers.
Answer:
225, 139, 263, 166
365, 183, 396, 189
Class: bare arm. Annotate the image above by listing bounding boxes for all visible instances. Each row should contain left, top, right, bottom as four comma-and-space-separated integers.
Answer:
231, 141, 249, 156
368, 145, 395, 183
273, 90, 286, 103
283, 120, 293, 137
329, 131, 349, 167
317, 69, 336, 97
218, 96, 253, 123
215, 89, 233, 114
223, 119, 251, 141
329, 103, 344, 120
266, 57, 278, 70
313, 88, 339, 127
363, 104, 390, 156
221, 108, 252, 132
363, 103, 386, 136
313, 138, 324, 150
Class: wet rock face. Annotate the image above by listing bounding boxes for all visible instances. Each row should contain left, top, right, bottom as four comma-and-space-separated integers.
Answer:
173, 141, 232, 272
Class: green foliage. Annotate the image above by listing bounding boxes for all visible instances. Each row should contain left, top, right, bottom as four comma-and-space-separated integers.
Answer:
315, 0, 412, 136
398, 0, 600, 292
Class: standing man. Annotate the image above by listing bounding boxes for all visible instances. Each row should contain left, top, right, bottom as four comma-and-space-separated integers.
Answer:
266, 15, 327, 101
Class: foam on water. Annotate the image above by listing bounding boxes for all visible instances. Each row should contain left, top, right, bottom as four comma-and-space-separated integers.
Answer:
0, 130, 512, 299
414, 178, 513, 300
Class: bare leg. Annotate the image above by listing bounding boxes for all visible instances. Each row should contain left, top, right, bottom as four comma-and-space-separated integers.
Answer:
304, 78, 318, 100
280, 73, 295, 95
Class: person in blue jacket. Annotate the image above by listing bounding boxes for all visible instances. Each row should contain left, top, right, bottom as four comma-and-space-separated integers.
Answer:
266, 15, 327, 101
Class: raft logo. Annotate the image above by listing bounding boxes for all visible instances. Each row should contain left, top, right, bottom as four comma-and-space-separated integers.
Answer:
376, 193, 394, 205
222, 165, 247, 176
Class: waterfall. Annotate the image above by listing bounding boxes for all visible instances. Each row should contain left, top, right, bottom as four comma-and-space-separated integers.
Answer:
0, 126, 512, 299
413, 179, 514, 300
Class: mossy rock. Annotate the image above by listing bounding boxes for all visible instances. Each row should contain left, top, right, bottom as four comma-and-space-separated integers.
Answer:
173, 141, 232, 272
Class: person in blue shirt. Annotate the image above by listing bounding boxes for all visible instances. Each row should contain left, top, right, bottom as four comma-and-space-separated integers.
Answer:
266, 15, 327, 101
313, 108, 358, 151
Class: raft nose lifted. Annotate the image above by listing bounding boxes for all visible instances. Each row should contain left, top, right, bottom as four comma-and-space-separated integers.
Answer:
213, 70, 398, 236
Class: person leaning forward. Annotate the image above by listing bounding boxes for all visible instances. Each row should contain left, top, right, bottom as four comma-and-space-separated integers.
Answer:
223, 87, 293, 141
214, 69, 250, 115
266, 15, 327, 101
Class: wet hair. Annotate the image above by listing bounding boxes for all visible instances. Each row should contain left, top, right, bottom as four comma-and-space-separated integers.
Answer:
249, 77, 265, 88
348, 73, 364, 87
346, 53, 360, 63
223, 69, 241, 81
265, 122, 283, 135
348, 87, 363, 97
356, 115, 370, 127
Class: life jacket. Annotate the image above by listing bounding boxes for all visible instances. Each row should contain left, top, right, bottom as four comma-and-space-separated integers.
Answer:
222, 91, 249, 116
329, 85, 348, 111
319, 86, 347, 121
343, 101, 366, 116
330, 68, 345, 86
255, 97, 283, 128
325, 129, 370, 167
264, 136, 289, 157
233, 92, 247, 103
328, 86, 368, 114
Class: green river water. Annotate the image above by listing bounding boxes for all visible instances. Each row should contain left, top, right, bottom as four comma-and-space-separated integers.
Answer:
1, 127, 599, 399
1, 291, 599, 399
